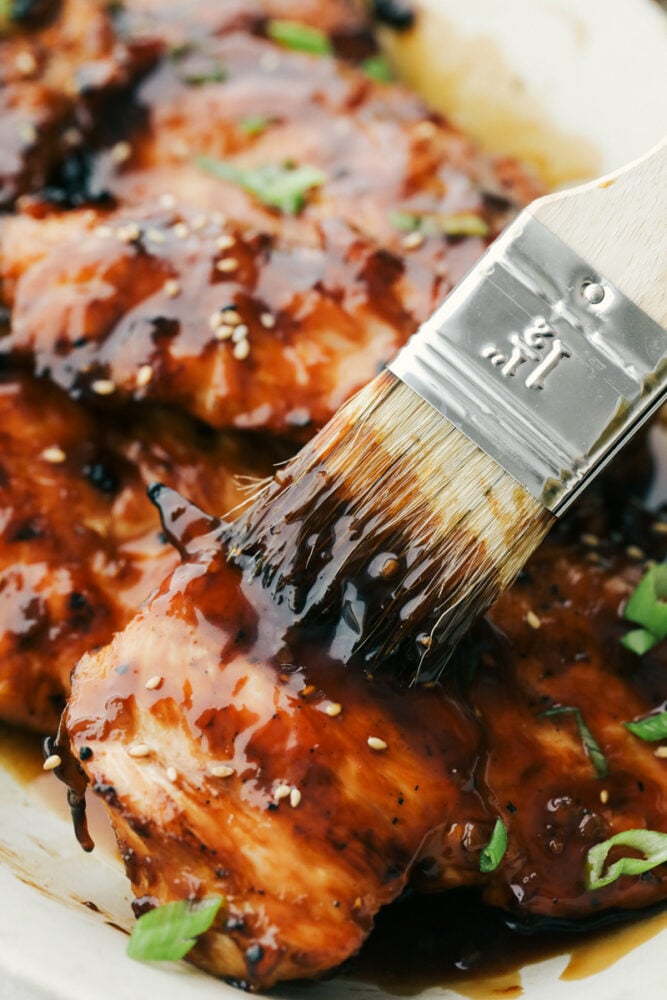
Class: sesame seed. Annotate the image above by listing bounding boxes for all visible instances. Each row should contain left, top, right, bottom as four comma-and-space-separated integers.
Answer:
352, 897, 362, 910
111, 141, 132, 165
653, 521, 667, 534
301, 684, 316, 698
402, 231, 424, 250
63, 127, 82, 147
290, 788, 301, 808
260, 312, 276, 329
41, 446, 66, 464
94, 225, 113, 239
274, 783, 291, 801
325, 702, 342, 717
166, 766, 178, 782
128, 743, 151, 758
118, 223, 141, 243
414, 120, 438, 140
231, 324, 249, 343
15, 51, 37, 75
19, 122, 38, 144
91, 378, 116, 396
214, 324, 234, 341
211, 764, 235, 778
367, 736, 388, 751
208, 310, 225, 331
654, 746, 667, 759
260, 52, 281, 72
146, 228, 166, 244
417, 633, 432, 649
173, 222, 189, 239
581, 533, 599, 547
163, 279, 181, 298
160, 193, 177, 209
233, 339, 250, 361
599, 788, 609, 805
43, 754, 62, 771
222, 308, 242, 326
625, 545, 645, 560
216, 234, 236, 251
216, 257, 239, 273
211, 211, 227, 226
526, 611, 542, 629
136, 364, 154, 388
192, 214, 208, 231
145, 674, 163, 690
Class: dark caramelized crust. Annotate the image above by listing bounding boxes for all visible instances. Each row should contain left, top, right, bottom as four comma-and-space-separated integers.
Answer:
0, 0, 160, 207
0, 373, 284, 731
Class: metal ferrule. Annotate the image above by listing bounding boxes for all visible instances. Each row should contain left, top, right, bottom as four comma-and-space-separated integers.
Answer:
389, 215, 667, 515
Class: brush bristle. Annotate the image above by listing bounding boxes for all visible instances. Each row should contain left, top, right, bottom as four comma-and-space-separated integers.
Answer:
228, 371, 553, 683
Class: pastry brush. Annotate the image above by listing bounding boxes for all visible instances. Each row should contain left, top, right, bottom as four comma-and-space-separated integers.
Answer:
226, 139, 667, 685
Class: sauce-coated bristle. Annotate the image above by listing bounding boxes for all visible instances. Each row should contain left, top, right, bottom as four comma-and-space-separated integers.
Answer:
228, 371, 553, 683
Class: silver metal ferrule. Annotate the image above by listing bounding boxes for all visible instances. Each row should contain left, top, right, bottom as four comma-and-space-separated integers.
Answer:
389, 214, 667, 515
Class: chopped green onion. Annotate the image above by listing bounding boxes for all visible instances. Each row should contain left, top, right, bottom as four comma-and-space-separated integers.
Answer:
622, 563, 667, 654
625, 710, 667, 742
540, 706, 608, 778
240, 115, 272, 136
266, 20, 332, 55
181, 62, 227, 86
586, 829, 667, 890
127, 897, 223, 962
361, 55, 394, 82
479, 819, 507, 873
388, 210, 489, 239
196, 157, 325, 215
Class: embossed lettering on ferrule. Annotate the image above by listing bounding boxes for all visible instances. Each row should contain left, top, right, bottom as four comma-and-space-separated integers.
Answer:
482, 317, 571, 390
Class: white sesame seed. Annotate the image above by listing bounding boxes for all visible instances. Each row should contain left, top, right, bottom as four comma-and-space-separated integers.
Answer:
94, 224, 113, 239
216, 257, 239, 273
192, 214, 208, 231
208, 310, 225, 331
145, 674, 163, 690
214, 324, 234, 341
19, 122, 38, 144
233, 339, 250, 361
222, 309, 242, 327
136, 364, 154, 388
654, 746, 667, 759
367, 737, 388, 751
41, 446, 66, 464
146, 228, 166, 244
118, 223, 141, 243
290, 788, 301, 808
160, 193, 177, 209
414, 120, 438, 140
166, 766, 178, 782
274, 783, 291, 801
231, 324, 249, 343
15, 51, 37, 76
211, 211, 227, 226
526, 611, 542, 629
43, 754, 62, 771
402, 231, 424, 250
325, 702, 342, 718
625, 545, 645, 560
260, 312, 276, 329
653, 521, 667, 534
211, 764, 235, 778
128, 743, 151, 758
216, 234, 236, 251
163, 279, 181, 298
173, 222, 189, 239
63, 127, 83, 147
581, 533, 600, 547
111, 141, 132, 165
91, 378, 116, 396
599, 788, 609, 805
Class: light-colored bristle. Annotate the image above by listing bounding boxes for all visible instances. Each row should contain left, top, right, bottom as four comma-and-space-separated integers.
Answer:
231, 371, 553, 683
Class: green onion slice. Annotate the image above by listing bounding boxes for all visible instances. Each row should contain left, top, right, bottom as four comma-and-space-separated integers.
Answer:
625, 710, 667, 742
361, 55, 394, 82
388, 210, 489, 238
622, 563, 667, 653
196, 157, 325, 215
127, 897, 224, 962
540, 706, 608, 778
479, 818, 508, 873
266, 20, 332, 55
240, 115, 272, 136
586, 829, 667, 890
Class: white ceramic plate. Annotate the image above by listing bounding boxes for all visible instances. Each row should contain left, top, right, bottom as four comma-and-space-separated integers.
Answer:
1, 1, 667, 998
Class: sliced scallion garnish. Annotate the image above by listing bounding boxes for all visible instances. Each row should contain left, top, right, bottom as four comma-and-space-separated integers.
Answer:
586, 829, 667, 890
540, 706, 608, 778
479, 818, 507, 873
622, 562, 667, 654
625, 710, 667, 742
266, 20, 332, 56
127, 897, 224, 962
196, 157, 325, 215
